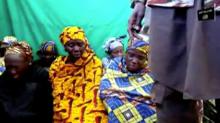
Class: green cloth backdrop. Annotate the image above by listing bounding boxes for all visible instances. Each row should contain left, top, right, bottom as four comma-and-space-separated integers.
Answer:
0, 0, 131, 59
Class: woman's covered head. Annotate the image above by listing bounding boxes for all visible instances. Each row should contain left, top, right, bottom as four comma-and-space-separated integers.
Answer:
126, 40, 150, 73
4, 41, 32, 79
60, 26, 91, 59
103, 37, 123, 58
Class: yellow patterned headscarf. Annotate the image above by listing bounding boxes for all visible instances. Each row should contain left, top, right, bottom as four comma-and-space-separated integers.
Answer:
60, 26, 88, 45
127, 39, 150, 55
59, 26, 94, 66
5, 41, 32, 63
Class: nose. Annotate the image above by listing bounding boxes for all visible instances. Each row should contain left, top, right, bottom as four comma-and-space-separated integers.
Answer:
130, 57, 138, 65
72, 45, 80, 52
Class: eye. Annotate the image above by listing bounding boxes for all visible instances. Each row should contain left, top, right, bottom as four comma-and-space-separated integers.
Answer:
66, 43, 74, 47
137, 54, 146, 61
77, 42, 85, 47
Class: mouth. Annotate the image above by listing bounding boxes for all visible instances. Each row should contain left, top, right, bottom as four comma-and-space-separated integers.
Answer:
127, 62, 137, 70
71, 52, 81, 57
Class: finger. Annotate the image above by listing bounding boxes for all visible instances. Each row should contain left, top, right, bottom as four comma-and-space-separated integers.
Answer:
128, 14, 136, 39
134, 13, 145, 33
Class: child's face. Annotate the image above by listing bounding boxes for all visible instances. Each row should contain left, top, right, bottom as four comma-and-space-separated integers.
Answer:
111, 46, 123, 58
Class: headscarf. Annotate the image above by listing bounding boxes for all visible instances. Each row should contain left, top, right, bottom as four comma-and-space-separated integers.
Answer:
127, 39, 150, 55
59, 26, 94, 66
5, 41, 32, 63
1, 36, 18, 48
60, 26, 88, 45
103, 37, 123, 53
37, 41, 57, 55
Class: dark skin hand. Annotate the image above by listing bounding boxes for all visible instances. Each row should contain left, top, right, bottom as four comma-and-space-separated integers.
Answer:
128, 2, 146, 41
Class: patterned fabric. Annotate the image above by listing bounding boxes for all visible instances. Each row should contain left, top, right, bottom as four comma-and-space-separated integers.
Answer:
1, 36, 17, 48
132, 0, 220, 9
102, 57, 114, 69
100, 57, 156, 123
128, 40, 150, 55
5, 41, 32, 63
147, 0, 194, 7
38, 41, 57, 55
60, 26, 88, 45
50, 26, 107, 123
50, 56, 107, 123
0, 58, 5, 76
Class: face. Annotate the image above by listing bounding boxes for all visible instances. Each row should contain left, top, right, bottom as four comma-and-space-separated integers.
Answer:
39, 51, 57, 63
4, 54, 29, 79
64, 39, 85, 59
111, 46, 123, 58
125, 49, 147, 73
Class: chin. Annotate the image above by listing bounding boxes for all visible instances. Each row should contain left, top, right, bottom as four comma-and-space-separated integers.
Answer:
127, 67, 138, 73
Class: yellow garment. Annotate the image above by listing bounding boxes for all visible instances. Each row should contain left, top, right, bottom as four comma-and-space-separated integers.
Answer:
50, 26, 107, 123
50, 56, 107, 123
60, 26, 87, 45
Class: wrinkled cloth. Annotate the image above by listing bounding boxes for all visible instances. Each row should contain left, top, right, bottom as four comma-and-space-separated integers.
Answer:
100, 57, 156, 123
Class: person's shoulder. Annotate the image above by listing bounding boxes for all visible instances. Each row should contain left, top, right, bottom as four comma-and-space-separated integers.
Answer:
31, 65, 49, 80
91, 55, 102, 65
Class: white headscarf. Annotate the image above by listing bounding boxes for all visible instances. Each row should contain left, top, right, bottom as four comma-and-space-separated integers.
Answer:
103, 37, 123, 53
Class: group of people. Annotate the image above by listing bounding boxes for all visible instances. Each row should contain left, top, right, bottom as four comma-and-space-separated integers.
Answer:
0, 26, 155, 123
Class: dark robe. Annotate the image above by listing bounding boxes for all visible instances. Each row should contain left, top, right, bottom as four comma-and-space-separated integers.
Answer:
0, 65, 53, 123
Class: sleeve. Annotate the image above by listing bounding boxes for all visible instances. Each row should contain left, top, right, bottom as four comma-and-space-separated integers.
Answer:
131, 0, 147, 8
99, 78, 112, 100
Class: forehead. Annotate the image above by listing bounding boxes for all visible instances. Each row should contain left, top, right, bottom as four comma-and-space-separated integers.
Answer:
5, 53, 25, 61
126, 49, 147, 57
65, 39, 85, 45
112, 46, 123, 51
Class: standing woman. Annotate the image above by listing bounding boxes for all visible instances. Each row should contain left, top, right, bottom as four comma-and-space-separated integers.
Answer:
49, 26, 107, 123
0, 41, 53, 123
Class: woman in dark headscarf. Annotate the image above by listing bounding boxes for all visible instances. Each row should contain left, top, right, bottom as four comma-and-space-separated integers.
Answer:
100, 40, 156, 123
34, 41, 58, 71
0, 41, 53, 123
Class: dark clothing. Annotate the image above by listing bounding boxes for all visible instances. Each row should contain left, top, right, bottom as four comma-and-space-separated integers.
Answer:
33, 59, 53, 71
215, 99, 220, 122
0, 65, 53, 123
150, 0, 220, 99
152, 82, 202, 123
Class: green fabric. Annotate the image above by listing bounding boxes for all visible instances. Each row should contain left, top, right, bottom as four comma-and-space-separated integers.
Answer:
0, 0, 131, 59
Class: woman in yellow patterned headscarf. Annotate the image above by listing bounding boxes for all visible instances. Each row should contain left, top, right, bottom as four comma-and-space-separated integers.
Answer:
49, 26, 107, 123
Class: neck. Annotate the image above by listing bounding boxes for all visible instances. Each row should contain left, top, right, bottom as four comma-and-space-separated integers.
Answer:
66, 55, 78, 64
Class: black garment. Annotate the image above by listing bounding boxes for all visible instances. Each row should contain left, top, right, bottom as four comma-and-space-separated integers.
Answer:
215, 99, 220, 122
152, 82, 202, 123
0, 65, 53, 123
33, 59, 53, 70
